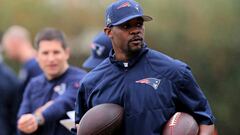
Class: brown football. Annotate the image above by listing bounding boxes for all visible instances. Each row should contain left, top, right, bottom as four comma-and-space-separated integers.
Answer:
162, 112, 199, 135
77, 103, 124, 135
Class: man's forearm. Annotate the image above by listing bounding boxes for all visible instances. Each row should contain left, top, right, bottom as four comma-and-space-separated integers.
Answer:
199, 124, 214, 135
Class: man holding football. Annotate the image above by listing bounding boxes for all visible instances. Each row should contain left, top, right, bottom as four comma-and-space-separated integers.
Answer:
75, 0, 215, 134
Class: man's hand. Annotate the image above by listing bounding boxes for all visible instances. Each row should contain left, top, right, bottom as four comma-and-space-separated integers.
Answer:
18, 101, 54, 133
17, 114, 38, 134
199, 124, 215, 135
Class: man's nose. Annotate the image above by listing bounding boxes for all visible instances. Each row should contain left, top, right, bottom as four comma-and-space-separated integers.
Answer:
129, 27, 142, 35
47, 53, 55, 61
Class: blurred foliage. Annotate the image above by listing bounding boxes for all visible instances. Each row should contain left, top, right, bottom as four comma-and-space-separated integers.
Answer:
0, 0, 240, 134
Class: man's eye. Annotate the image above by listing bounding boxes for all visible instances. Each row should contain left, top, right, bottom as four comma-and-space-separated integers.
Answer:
53, 51, 60, 54
42, 52, 48, 55
137, 22, 143, 27
122, 24, 130, 29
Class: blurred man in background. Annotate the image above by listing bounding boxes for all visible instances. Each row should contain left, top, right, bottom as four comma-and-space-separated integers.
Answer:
2, 25, 42, 95
0, 35, 20, 135
17, 28, 86, 135
82, 31, 112, 70
71, 31, 112, 133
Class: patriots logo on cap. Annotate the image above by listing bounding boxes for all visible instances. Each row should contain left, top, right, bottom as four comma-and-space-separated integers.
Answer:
91, 43, 105, 56
135, 4, 139, 11
136, 78, 161, 90
117, 2, 131, 9
106, 15, 111, 25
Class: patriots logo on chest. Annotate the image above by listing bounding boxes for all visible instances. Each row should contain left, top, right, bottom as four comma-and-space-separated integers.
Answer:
54, 83, 66, 95
136, 78, 161, 90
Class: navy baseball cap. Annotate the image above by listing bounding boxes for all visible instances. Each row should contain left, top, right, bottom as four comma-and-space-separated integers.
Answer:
83, 32, 112, 69
105, 0, 152, 27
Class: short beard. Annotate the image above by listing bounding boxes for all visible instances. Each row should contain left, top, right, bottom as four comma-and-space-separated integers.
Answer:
125, 42, 144, 59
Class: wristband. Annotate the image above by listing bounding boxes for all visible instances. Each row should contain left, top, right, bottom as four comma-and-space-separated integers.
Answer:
34, 114, 44, 126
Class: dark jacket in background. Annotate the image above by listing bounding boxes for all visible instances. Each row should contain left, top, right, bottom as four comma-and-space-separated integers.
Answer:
18, 58, 42, 95
0, 62, 20, 135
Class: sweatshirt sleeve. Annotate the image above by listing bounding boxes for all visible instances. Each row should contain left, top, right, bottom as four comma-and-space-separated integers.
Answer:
42, 81, 80, 123
75, 82, 89, 124
175, 65, 215, 125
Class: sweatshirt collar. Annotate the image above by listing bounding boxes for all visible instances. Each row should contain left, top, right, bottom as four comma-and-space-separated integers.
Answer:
109, 45, 148, 69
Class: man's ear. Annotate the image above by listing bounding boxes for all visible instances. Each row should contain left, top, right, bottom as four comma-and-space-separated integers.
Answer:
104, 27, 112, 38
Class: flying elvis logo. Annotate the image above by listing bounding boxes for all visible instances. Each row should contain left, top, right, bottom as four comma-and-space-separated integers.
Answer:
136, 78, 161, 90
117, 2, 131, 9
